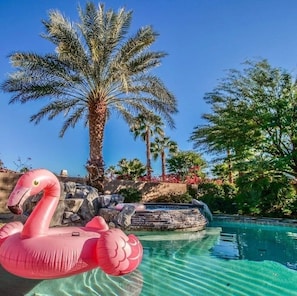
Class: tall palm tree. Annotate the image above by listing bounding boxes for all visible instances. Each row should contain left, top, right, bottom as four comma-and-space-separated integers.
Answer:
130, 113, 165, 180
1, 2, 177, 191
150, 135, 178, 181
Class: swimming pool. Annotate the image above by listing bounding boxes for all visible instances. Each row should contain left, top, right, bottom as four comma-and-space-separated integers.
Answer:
3, 221, 297, 295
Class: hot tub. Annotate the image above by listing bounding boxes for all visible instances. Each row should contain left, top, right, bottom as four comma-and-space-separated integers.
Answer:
99, 202, 208, 232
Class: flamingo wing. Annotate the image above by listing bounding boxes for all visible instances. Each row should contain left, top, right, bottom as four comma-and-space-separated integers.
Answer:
96, 229, 143, 276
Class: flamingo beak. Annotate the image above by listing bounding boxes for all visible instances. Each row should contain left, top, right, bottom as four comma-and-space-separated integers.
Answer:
7, 186, 31, 215
8, 205, 22, 215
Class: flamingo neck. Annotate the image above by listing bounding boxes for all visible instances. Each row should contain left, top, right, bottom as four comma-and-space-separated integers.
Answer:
22, 181, 60, 238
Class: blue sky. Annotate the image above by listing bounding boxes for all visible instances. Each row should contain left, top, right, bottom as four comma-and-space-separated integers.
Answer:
1, 0, 297, 177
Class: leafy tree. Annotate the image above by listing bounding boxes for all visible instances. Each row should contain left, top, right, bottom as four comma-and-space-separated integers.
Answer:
130, 113, 167, 180
1, 2, 177, 191
115, 158, 146, 180
190, 59, 297, 182
166, 150, 206, 182
212, 160, 237, 183
150, 134, 178, 181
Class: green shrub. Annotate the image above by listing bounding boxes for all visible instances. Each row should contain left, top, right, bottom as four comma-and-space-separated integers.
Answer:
197, 182, 237, 214
118, 187, 142, 203
187, 185, 198, 198
154, 192, 193, 203
235, 172, 297, 217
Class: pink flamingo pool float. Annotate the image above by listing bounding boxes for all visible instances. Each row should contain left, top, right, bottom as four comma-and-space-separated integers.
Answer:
0, 169, 143, 279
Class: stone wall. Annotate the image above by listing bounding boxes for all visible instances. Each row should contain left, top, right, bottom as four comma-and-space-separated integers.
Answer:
103, 180, 188, 202
0, 172, 20, 213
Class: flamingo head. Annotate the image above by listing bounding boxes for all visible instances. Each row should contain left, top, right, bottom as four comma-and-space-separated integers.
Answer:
7, 169, 60, 215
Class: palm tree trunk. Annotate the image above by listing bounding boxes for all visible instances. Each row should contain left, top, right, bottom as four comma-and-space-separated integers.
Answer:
161, 150, 165, 181
146, 128, 152, 180
86, 100, 107, 192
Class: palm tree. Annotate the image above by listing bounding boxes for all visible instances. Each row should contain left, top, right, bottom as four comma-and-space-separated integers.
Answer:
1, 2, 177, 191
150, 135, 178, 181
116, 158, 146, 180
130, 113, 166, 180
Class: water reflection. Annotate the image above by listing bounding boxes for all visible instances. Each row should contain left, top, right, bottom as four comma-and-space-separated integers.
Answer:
26, 269, 143, 296
210, 222, 297, 269
211, 232, 240, 259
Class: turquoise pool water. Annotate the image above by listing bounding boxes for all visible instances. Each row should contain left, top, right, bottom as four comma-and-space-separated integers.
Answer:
3, 222, 297, 295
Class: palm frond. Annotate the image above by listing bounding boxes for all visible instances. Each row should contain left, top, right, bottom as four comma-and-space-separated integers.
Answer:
59, 107, 86, 137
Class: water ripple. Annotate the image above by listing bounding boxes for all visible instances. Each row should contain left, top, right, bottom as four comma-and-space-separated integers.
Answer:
24, 225, 297, 296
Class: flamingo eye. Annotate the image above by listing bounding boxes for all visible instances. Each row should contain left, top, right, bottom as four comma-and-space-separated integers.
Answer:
33, 180, 39, 187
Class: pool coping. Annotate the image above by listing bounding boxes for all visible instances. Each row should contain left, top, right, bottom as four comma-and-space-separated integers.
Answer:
213, 214, 297, 227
